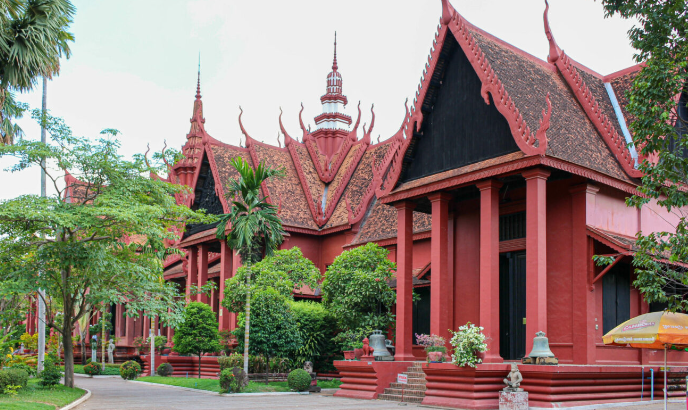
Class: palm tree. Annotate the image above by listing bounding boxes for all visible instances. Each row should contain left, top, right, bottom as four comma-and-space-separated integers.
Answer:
216, 157, 285, 375
0, 0, 75, 145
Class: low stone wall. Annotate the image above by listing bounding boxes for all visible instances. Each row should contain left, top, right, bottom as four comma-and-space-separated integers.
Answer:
333, 360, 687, 409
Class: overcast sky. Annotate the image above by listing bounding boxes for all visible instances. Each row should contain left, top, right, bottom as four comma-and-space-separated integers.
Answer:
1, 0, 638, 200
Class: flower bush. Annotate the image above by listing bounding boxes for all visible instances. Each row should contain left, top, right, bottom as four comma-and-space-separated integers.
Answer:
415, 333, 446, 352
120, 360, 141, 380
449, 322, 487, 368
84, 362, 101, 376
287, 369, 311, 391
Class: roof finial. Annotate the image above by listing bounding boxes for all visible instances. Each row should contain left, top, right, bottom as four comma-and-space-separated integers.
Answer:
543, 0, 561, 63
196, 52, 201, 99
332, 32, 338, 71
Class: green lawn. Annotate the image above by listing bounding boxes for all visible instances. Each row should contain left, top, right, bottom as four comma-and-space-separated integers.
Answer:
0, 378, 86, 409
137, 376, 341, 393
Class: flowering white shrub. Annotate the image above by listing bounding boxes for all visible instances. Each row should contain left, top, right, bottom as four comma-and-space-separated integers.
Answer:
449, 322, 488, 368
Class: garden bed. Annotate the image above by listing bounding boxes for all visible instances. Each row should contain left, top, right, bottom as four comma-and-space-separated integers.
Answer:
136, 376, 341, 393
0, 378, 86, 409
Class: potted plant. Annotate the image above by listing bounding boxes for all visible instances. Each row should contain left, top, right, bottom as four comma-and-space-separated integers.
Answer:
352, 341, 364, 360
334, 330, 359, 360
132, 336, 147, 355
416, 333, 447, 363
449, 322, 488, 368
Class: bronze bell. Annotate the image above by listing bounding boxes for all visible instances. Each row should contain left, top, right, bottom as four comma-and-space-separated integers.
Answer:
527, 331, 555, 358
369, 330, 393, 359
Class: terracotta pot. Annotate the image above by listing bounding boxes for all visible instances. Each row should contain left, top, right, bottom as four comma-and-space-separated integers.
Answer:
427, 351, 445, 362
354, 348, 364, 360
343, 350, 355, 360
161, 348, 171, 355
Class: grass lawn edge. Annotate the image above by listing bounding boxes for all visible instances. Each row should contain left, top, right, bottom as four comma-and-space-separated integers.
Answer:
129, 380, 304, 396
59, 387, 92, 410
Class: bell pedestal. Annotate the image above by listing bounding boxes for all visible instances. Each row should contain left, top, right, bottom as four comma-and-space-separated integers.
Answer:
499, 391, 528, 410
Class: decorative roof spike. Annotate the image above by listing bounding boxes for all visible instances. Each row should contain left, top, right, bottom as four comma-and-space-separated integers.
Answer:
332, 32, 338, 71
196, 53, 202, 100
544, 0, 562, 63
441, 0, 454, 25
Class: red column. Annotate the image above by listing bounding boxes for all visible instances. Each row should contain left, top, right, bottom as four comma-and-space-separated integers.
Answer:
125, 312, 134, 346
186, 247, 198, 302
477, 179, 503, 363
523, 168, 550, 354
219, 241, 233, 330
429, 192, 452, 344
115, 304, 123, 339
570, 183, 599, 364
197, 244, 209, 304
394, 201, 416, 361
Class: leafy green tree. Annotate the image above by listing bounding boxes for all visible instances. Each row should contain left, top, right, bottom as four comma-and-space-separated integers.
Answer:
321, 242, 396, 332
0, 112, 212, 387
221, 247, 320, 313
0, 0, 75, 145
172, 302, 220, 378
289, 300, 338, 372
599, 0, 688, 310
234, 288, 302, 384
215, 157, 286, 375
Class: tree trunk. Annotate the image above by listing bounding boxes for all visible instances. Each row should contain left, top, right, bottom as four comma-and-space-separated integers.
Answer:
265, 354, 269, 385
243, 263, 251, 376
198, 353, 202, 379
62, 322, 75, 388
80, 335, 86, 365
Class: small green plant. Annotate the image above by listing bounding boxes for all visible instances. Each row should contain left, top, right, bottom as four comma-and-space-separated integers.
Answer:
449, 322, 488, 368
0, 368, 28, 395
3, 384, 22, 396
39, 355, 62, 387
120, 360, 142, 380
157, 362, 174, 377
147, 335, 168, 353
287, 369, 311, 392
84, 362, 101, 376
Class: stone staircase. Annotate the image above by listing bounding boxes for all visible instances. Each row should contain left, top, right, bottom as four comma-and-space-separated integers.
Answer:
378, 362, 426, 404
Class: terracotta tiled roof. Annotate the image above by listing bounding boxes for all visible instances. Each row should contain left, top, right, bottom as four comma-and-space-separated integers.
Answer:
469, 31, 632, 183
251, 143, 319, 230
351, 199, 431, 245
610, 72, 637, 128
210, 144, 254, 198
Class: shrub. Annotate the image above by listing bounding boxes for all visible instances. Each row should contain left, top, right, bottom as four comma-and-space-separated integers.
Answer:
287, 369, 311, 392
219, 367, 246, 393
39, 356, 62, 387
218, 353, 242, 372
84, 362, 101, 376
9, 362, 36, 377
120, 360, 141, 380
157, 363, 173, 377
289, 300, 338, 372
147, 336, 168, 354
0, 368, 29, 395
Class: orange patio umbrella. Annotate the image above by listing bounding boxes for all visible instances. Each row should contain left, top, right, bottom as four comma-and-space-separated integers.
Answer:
603, 311, 688, 410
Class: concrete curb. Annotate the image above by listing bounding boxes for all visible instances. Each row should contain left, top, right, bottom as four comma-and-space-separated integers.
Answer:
528, 399, 686, 410
69, 372, 119, 378
59, 388, 91, 410
129, 380, 308, 397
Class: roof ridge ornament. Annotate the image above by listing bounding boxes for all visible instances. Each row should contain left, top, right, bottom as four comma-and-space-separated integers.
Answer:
544, 0, 561, 64
333, 32, 338, 71
441, 0, 454, 26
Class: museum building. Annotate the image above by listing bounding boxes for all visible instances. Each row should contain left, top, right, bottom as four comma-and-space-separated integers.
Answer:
23, 0, 688, 407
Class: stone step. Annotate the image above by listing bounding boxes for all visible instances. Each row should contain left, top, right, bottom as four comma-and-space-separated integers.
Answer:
378, 393, 424, 403
383, 388, 425, 397
405, 371, 426, 378
389, 382, 426, 391
400, 377, 425, 384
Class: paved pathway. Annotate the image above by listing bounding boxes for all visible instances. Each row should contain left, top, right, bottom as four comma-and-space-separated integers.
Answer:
72, 376, 422, 410
71, 376, 688, 410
